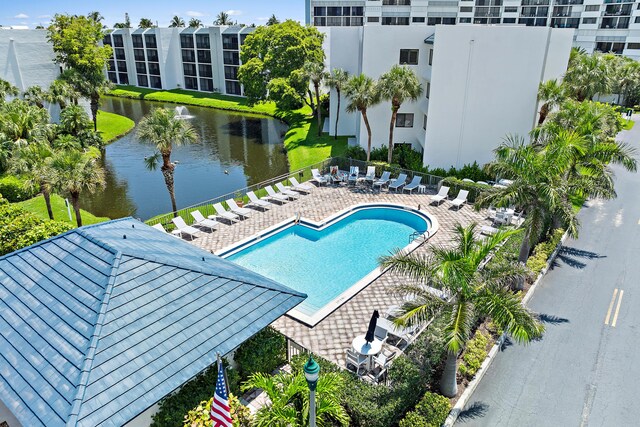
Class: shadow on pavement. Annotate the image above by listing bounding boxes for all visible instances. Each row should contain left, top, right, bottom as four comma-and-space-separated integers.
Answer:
552, 246, 606, 270
457, 401, 489, 423
500, 336, 513, 351
537, 313, 570, 325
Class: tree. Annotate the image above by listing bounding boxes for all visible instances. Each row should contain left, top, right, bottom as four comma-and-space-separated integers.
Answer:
381, 223, 544, 397
303, 62, 327, 136
564, 51, 610, 101
0, 78, 19, 104
59, 105, 91, 137
344, 74, 380, 161
169, 15, 185, 27
113, 13, 132, 29
238, 21, 325, 109
243, 371, 349, 427
47, 79, 80, 110
23, 86, 48, 109
49, 147, 106, 227
325, 68, 349, 140
537, 79, 565, 125
378, 65, 422, 164
138, 18, 155, 28
136, 108, 198, 216
266, 14, 280, 26
87, 11, 104, 24
188, 18, 202, 28
60, 68, 113, 132
0, 99, 50, 142
214, 11, 232, 25
10, 143, 55, 220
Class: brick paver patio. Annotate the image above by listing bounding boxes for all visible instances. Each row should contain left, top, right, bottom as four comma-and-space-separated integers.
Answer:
186, 183, 490, 368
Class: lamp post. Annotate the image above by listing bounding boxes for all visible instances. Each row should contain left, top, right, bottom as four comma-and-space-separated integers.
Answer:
303, 355, 320, 427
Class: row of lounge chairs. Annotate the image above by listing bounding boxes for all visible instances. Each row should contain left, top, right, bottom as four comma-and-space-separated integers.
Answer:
312, 167, 425, 194
429, 185, 468, 210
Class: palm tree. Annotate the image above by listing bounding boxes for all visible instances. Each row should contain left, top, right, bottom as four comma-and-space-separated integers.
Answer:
303, 62, 327, 137
10, 143, 55, 219
344, 74, 381, 161
136, 108, 198, 216
0, 78, 19, 103
325, 68, 349, 140
0, 99, 50, 142
188, 18, 202, 28
381, 223, 544, 397
59, 105, 91, 137
61, 69, 113, 131
537, 79, 565, 125
243, 371, 349, 427
169, 16, 185, 27
138, 18, 155, 28
23, 86, 48, 109
48, 148, 106, 227
378, 65, 422, 164
47, 79, 79, 110
564, 52, 610, 101
266, 14, 280, 26
214, 11, 232, 25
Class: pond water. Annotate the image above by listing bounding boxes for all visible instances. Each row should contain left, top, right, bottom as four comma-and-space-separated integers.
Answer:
79, 97, 289, 220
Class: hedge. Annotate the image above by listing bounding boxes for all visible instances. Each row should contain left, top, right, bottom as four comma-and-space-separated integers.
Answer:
0, 175, 38, 202
398, 392, 452, 427
233, 327, 287, 382
526, 228, 565, 276
458, 331, 490, 380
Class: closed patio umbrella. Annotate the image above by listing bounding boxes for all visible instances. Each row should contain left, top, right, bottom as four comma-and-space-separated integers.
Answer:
364, 310, 380, 343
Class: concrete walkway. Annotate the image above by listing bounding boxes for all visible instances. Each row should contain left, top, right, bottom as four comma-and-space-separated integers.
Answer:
456, 118, 640, 426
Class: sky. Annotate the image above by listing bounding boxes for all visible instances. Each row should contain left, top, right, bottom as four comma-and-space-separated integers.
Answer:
0, 0, 306, 29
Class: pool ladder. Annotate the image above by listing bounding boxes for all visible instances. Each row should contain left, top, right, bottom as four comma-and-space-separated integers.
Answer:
409, 230, 430, 243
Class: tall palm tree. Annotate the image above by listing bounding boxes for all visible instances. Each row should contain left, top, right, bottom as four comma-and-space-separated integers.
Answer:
136, 108, 198, 216
0, 99, 50, 142
138, 18, 155, 28
537, 79, 565, 125
47, 79, 79, 110
169, 15, 185, 27
59, 105, 91, 137
244, 371, 349, 427
378, 65, 422, 164
10, 143, 55, 219
188, 18, 202, 28
381, 223, 544, 397
48, 148, 106, 227
0, 78, 19, 104
23, 86, 48, 109
344, 74, 380, 161
61, 69, 113, 131
214, 11, 232, 25
564, 52, 610, 101
303, 61, 327, 136
325, 68, 349, 140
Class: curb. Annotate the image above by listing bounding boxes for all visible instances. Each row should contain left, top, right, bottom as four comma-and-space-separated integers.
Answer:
442, 230, 569, 427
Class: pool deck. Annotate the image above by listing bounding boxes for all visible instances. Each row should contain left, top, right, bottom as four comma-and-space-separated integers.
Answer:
188, 183, 491, 367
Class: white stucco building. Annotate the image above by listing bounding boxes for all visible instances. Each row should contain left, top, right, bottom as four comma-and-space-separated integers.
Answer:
322, 24, 573, 168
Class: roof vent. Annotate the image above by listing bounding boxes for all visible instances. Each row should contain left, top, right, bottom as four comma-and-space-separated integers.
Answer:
132, 224, 135, 228
123, 235, 127, 239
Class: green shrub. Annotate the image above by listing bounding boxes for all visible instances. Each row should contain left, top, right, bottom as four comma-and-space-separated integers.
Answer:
399, 411, 433, 427
0, 204, 72, 256
398, 392, 452, 427
526, 228, 565, 275
182, 394, 252, 427
458, 331, 490, 380
233, 327, 286, 381
344, 145, 367, 161
0, 175, 38, 202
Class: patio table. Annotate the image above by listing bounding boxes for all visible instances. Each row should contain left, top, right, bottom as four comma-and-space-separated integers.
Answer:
352, 334, 383, 370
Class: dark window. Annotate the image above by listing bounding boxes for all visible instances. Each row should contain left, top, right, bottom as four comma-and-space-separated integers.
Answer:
225, 66, 239, 80
146, 49, 159, 62
582, 17, 597, 24
459, 17, 472, 23
636, 16, 640, 23
182, 49, 195, 62
428, 17, 456, 25
184, 76, 198, 90
134, 49, 145, 61
628, 43, 640, 50
222, 34, 239, 50
423, 114, 428, 130
327, 7, 342, 16
367, 17, 380, 22
137, 74, 148, 87
352, 6, 364, 15
132, 34, 143, 48
425, 81, 430, 99
117, 60, 127, 71
224, 51, 240, 65
118, 73, 129, 84
108, 72, 117, 83
399, 49, 419, 65
149, 75, 162, 89
148, 62, 161, 75
396, 113, 414, 128
197, 49, 211, 63
115, 48, 126, 60
108, 60, 116, 70
103, 36, 112, 46
382, 16, 410, 25
226, 80, 242, 95
412, 17, 426, 22
443, 17, 456, 24
314, 7, 327, 16
585, 5, 599, 11
196, 34, 210, 49
460, 6, 473, 12
504, 6, 518, 12
314, 17, 327, 26
183, 63, 197, 76
240, 34, 249, 45
503, 17, 517, 23
112, 34, 124, 47
350, 17, 364, 25
601, 17, 629, 29
180, 34, 194, 48
429, 49, 433, 66
596, 41, 625, 54
198, 64, 213, 78
200, 78, 214, 92
135, 62, 147, 74
144, 34, 157, 48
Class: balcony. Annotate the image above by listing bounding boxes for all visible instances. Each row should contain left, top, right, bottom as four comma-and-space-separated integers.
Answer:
604, 4, 632, 15
382, 0, 411, 4
521, 0, 549, 5
553, 0, 582, 4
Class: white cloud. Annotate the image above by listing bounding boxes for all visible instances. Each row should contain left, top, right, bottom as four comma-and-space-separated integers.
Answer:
226, 10, 242, 16
185, 11, 205, 17
14, 13, 29, 19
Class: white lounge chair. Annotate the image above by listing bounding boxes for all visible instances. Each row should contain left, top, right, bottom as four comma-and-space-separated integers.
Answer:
289, 177, 314, 193
430, 186, 450, 205
212, 203, 239, 223
190, 210, 219, 231
481, 225, 499, 236
311, 169, 328, 185
498, 178, 514, 186
477, 181, 489, 186
151, 223, 181, 238
364, 166, 376, 184
450, 189, 469, 210
247, 191, 271, 210
388, 173, 408, 192
265, 185, 289, 203
373, 171, 391, 190
462, 178, 475, 183
171, 217, 201, 240
402, 176, 422, 193
226, 199, 252, 219
348, 166, 359, 185
275, 182, 300, 199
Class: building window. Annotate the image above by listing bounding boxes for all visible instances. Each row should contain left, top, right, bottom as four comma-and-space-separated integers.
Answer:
367, 17, 380, 22
582, 17, 597, 24
225, 66, 239, 80
117, 60, 127, 71
459, 17, 472, 23
196, 34, 210, 49
428, 17, 455, 25
627, 43, 640, 50
183, 63, 197, 76
595, 41, 625, 54
118, 73, 129, 84
108, 72, 117, 83
198, 64, 213, 78
585, 5, 599, 11
504, 6, 518, 12
399, 49, 419, 65
226, 80, 242, 95
396, 113, 414, 128
112, 34, 124, 47
428, 49, 433, 66
149, 75, 162, 89
197, 50, 212, 63
135, 62, 147, 74
412, 17, 426, 22
134, 49, 145, 61
180, 34, 194, 48
114, 48, 126, 60
148, 62, 161, 76
223, 51, 240, 65
146, 49, 159, 62
460, 6, 473, 12
103, 36, 112, 46
132, 34, 143, 48
636, 16, 640, 23
314, 17, 327, 26
184, 76, 198, 90
182, 49, 195, 62
222, 35, 239, 50
382, 17, 410, 25
137, 74, 148, 87
144, 35, 157, 48
423, 114, 428, 130
200, 78, 214, 92
108, 60, 116, 71
425, 81, 430, 99
503, 17, 517, 23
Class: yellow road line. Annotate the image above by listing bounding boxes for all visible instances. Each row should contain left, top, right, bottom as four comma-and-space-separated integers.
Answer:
604, 289, 619, 325
612, 290, 624, 327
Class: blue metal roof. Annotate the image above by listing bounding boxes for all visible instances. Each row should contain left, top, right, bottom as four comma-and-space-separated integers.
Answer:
0, 218, 306, 427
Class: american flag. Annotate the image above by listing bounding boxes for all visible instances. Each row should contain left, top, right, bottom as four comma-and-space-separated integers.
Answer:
210, 359, 232, 427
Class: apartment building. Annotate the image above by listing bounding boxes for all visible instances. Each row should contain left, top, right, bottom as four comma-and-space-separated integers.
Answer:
103, 26, 254, 95
305, 0, 640, 60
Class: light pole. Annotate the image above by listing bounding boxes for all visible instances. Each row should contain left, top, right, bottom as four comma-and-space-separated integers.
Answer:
303, 355, 320, 427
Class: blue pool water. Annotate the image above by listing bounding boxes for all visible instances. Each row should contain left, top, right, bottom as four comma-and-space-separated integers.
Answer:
227, 207, 429, 318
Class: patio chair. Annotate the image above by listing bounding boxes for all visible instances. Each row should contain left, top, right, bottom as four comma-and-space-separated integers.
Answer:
481, 225, 499, 236
366, 353, 390, 383
498, 178, 514, 186
345, 348, 368, 376
373, 171, 391, 190
364, 166, 376, 184
190, 210, 219, 232
265, 185, 290, 203
247, 191, 272, 210
374, 326, 388, 343
212, 203, 240, 223
402, 176, 422, 193
226, 199, 252, 219
275, 182, 300, 199
151, 223, 181, 238
388, 173, 408, 192
171, 216, 201, 240
289, 177, 314, 193
311, 169, 328, 185
493, 209, 513, 226
429, 185, 450, 205
450, 189, 469, 210
329, 165, 343, 185
348, 166, 359, 185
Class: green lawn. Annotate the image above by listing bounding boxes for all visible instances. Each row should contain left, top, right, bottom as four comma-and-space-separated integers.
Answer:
96, 110, 135, 144
16, 194, 109, 226
107, 86, 349, 171
622, 119, 635, 131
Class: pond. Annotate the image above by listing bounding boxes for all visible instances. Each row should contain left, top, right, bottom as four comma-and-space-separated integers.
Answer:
79, 97, 289, 220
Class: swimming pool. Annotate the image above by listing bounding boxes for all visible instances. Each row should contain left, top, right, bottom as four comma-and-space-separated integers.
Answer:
222, 204, 438, 326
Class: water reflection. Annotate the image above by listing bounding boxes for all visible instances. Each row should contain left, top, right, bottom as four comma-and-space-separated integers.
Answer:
80, 97, 289, 220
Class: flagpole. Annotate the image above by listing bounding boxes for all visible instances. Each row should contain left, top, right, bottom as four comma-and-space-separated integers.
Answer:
216, 352, 230, 397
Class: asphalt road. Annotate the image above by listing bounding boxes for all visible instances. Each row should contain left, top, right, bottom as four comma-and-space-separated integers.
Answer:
456, 117, 640, 427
